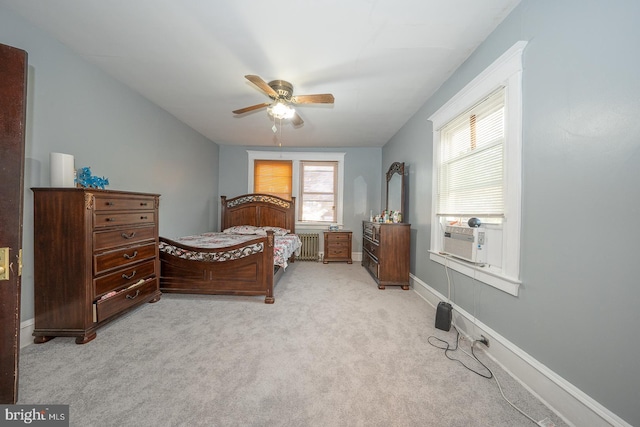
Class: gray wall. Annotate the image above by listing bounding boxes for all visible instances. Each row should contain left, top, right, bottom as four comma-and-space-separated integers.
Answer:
383, 0, 640, 424
1, 6, 220, 321
218, 145, 382, 251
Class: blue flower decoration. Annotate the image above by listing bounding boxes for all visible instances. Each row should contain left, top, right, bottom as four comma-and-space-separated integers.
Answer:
76, 167, 109, 189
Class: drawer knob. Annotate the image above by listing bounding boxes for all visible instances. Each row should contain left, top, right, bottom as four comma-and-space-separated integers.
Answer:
125, 290, 140, 300
140, 216, 148, 220
121, 232, 136, 239
122, 271, 136, 280
140, 202, 148, 206
105, 217, 116, 222
123, 251, 138, 260
106, 202, 114, 206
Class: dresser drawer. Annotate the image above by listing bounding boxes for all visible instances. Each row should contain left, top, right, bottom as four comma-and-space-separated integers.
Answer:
94, 242, 156, 275
363, 252, 379, 278
363, 222, 380, 243
327, 247, 349, 257
93, 195, 155, 212
94, 225, 156, 251
94, 211, 155, 228
94, 260, 157, 297
363, 239, 379, 260
94, 278, 158, 323
327, 240, 349, 250
326, 233, 350, 243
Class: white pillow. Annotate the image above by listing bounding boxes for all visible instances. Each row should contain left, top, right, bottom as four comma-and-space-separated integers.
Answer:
223, 225, 260, 235
259, 226, 290, 236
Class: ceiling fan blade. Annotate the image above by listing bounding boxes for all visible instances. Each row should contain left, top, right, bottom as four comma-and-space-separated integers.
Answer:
291, 111, 304, 126
232, 102, 270, 115
245, 75, 278, 98
291, 94, 335, 104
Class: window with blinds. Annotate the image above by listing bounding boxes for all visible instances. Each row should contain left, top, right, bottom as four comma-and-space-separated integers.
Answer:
253, 160, 292, 200
429, 41, 525, 293
437, 88, 505, 218
299, 161, 337, 222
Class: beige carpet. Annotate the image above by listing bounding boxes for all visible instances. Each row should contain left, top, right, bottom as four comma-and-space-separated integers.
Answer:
18, 262, 566, 426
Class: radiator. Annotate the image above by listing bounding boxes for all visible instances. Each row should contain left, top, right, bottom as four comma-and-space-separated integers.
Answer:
297, 233, 320, 261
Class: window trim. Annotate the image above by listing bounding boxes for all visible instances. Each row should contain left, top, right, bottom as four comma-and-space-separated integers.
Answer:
428, 41, 526, 296
247, 151, 345, 229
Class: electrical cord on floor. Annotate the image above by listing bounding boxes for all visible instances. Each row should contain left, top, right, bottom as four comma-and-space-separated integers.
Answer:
478, 356, 540, 425
428, 326, 541, 425
427, 326, 492, 379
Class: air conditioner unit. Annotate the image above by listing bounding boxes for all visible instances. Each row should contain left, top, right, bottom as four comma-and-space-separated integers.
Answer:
443, 225, 488, 264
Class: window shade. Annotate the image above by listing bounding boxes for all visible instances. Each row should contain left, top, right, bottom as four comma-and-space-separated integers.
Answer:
254, 160, 292, 200
437, 88, 505, 217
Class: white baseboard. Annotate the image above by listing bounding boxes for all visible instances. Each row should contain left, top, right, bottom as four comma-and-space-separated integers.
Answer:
410, 274, 631, 427
20, 318, 34, 349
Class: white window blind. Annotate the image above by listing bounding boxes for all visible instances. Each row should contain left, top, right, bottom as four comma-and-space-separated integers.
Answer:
437, 88, 505, 217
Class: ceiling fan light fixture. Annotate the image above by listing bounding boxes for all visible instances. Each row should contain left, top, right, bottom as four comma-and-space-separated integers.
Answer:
234, 75, 332, 127
267, 101, 295, 120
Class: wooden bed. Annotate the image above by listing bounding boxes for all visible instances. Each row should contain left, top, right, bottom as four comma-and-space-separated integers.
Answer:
158, 194, 297, 303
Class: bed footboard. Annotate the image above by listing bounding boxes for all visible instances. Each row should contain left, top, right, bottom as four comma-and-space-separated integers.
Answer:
159, 232, 276, 303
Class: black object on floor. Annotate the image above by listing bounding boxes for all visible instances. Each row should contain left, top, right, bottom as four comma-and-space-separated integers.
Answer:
435, 301, 452, 331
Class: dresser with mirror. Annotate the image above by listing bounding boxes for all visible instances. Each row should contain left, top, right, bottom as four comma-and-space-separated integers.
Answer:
362, 162, 411, 289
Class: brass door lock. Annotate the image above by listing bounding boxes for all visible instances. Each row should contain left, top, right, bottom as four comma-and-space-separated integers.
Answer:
0, 247, 9, 280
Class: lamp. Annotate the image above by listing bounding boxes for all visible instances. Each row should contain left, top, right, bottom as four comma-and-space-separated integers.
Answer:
267, 100, 295, 120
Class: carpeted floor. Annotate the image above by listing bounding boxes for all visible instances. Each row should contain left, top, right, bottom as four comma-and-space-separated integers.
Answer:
18, 262, 566, 426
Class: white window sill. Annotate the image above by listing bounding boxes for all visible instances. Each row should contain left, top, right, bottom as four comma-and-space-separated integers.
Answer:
295, 223, 342, 231
429, 251, 521, 296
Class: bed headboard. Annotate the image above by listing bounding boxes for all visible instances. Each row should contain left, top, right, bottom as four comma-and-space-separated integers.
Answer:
221, 194, 296, 233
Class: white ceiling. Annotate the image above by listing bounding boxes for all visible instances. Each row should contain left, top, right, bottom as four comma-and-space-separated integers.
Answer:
1, 0, 520, 148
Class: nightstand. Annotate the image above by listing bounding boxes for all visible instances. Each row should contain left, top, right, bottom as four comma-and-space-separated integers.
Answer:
323, 230, 353, 264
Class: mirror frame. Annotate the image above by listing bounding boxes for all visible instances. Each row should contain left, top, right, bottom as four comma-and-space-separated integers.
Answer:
385, 161, 405, 221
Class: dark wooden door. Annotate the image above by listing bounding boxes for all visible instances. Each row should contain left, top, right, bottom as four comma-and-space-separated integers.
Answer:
0, 43, 28, 404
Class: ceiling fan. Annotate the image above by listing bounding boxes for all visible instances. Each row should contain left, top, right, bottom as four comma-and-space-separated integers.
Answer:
232, 75, 334, 126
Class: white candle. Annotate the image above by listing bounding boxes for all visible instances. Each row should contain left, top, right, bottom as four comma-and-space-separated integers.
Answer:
50, 152, 75, 187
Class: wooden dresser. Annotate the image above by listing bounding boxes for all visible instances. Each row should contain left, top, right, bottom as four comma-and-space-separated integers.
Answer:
323, 230, 353, 264
362, 221, 411, 289
32, 188, 162, 344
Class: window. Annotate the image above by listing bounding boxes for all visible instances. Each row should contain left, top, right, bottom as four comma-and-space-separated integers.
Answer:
299, 161, 338, 222
437, 88, 505, 219
247, 151, 345, 228
429, 41, 526, 296
253, 160, 292, 200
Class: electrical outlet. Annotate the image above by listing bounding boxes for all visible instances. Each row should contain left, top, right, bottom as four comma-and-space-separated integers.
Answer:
479, 335, 490, 347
